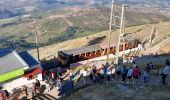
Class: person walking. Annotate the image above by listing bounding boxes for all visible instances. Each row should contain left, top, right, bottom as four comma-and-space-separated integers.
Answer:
161, 59, 170, 85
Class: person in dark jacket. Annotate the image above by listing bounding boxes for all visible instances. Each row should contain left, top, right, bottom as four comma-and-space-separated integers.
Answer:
121, 66, 127, 83
35, 79, 41, 96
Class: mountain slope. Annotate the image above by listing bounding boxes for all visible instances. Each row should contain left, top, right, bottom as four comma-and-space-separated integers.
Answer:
0, 6, 170, 52
30, 21, 170, 60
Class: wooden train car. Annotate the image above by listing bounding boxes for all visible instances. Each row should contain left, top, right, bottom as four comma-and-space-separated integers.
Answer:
58, 43, 138, 66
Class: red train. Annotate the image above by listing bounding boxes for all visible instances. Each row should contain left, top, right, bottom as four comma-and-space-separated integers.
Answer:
58, 42, 138, 66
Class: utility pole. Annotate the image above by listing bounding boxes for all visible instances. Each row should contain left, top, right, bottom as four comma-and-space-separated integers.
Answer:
35, 27, 40, 61
106, 0, 115, 63
115, 4, 125, 64
122, 19, 126, 63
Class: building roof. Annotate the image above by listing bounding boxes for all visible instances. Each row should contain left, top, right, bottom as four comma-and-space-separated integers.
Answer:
59, 45, 102, 56
19, 51, 40, 67
0, 48, 28, 75
0, 48, 12, 58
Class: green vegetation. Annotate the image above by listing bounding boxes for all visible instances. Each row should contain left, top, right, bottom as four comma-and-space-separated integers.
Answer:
0, 6, 170, 52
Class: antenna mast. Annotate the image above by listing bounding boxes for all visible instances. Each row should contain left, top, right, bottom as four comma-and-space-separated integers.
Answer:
35, 26, 40, 61
115, 4, 126, 64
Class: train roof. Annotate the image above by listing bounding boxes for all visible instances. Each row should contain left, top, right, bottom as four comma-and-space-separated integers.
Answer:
59, 45, 102, 56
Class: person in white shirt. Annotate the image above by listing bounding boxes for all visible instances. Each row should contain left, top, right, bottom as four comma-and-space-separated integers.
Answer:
162, 59, 170, 85
81, 69, 87, 83
143, 67, 149, 84
106, 67, 112, 83
99, 68, 104, 83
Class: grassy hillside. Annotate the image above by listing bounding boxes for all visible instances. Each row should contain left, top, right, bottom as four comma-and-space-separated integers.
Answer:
160, 41, 170, 53
64, 84, 170, 100
0, 6, 170, 52
30, 21, 170, 60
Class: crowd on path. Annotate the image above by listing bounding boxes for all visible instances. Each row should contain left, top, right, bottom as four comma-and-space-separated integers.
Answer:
0, 79, 42, 100
0, 69, 63, 100
1, 59, 170, 100
78, 59, 170, 87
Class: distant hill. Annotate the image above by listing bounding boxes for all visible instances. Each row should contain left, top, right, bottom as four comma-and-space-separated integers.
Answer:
0, 5, 170, 52
0, 0, 170, 19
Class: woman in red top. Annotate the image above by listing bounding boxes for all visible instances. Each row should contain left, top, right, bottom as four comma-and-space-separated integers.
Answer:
132, 66, 139, 86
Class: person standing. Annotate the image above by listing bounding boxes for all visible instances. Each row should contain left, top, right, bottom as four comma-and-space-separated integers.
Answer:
42, 70, 46, 81
51, 71, 55, 80
106, 67, 112, 83
81, 69, 87, 83
127, 66, 133, 84
121, 66, 127, 83
92, 66, 97, 82
146, 63, 151, 73
35, 79, 41, 96
89, 71, 94, 83
161, 59, 170, 85
132, 61, 137, 68
132, 66, 139, 85
143, 67, 149, 84
116, 63, 122, 79
100, 68, 104, 83
0, 90, 5, 100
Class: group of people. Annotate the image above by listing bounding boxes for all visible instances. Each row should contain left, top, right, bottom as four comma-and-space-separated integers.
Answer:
0, 90, 9, 100
1, 59, 170, 99
89, 63, 116, 84
116, 63, 143, 85
0, 79, 41, 100
85, 59, 170, 86
0, 70, 63, 100
42, 69, 63, 88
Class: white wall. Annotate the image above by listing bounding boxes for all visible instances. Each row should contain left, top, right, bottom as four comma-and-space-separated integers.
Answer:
1, 73, 42, 93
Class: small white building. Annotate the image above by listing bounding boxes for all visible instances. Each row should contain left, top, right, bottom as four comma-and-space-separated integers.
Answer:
0, 48, 42, 92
